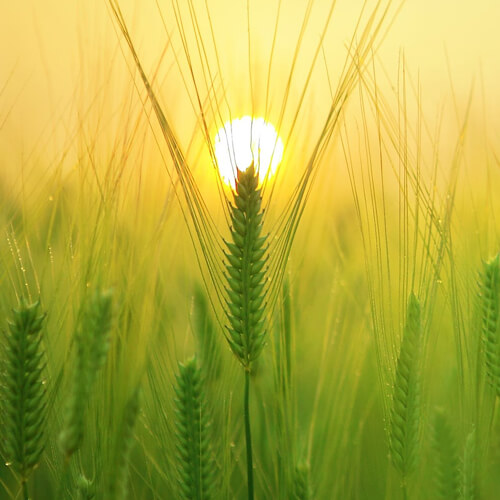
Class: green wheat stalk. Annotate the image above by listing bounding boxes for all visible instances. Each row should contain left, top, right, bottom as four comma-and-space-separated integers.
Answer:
478, 254, 500, 394
192, 284, 222, 382
59, 288, 113, 458
174, 357, 216, 500
224, 163, 269, 500
460, 428, 477, 500
431, 408, 460, 500
389, 292, 422, 483
1, 299, 47, 500
224, 164, 268, 369
106, 386, 141, 500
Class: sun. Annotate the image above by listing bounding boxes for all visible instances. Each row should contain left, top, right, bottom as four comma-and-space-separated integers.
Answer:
214, 116, 284, 188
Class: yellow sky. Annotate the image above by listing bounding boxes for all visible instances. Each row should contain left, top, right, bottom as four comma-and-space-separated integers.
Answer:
1, 0, 499, 169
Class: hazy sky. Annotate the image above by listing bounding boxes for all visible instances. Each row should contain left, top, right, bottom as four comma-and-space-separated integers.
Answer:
1, 0, 499, 163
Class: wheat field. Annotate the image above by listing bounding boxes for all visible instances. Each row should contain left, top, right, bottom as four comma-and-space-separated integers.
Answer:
1, 1, 500, 499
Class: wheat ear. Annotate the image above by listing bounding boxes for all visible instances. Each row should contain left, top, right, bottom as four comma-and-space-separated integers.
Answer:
389, 292, 422, 480
432, 409, 460, 500
174, 357, 216, 500
59, 288, 113, 458
224, 163, 268, 370
224, 164, 269, 500
1, 299, 47, 500
478, 254, 500, 394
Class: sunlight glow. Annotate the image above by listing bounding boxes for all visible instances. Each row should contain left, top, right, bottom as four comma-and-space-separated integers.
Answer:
214, 116, 284, 188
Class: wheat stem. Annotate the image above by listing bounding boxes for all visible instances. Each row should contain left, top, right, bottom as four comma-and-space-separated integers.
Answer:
244, 370, 254, 500
107, 387, 141, 500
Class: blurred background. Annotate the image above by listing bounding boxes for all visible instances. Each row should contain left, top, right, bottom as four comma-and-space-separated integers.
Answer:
1, 1, 500, 498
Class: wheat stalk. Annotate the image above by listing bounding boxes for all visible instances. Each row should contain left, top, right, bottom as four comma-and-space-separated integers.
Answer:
223, 163, 270, 500
174, 357, 216, 500
1, 299, 47, 500
389, 292, 422, 482
106, 386, 141, 500
460, 428, 477, 500
192, 284, 222, 382
478, 254, 500, 394
224, 163, 268, 370
432, 408, 460, 500
59, 288, 113, 458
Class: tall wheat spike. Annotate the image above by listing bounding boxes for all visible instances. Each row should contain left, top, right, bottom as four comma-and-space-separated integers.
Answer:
1, 299, 47, 500
478, 254, 500, 394
224, 164, 268, 370
224, 163, 269, 500
389, 292, 422, 479
174, 357, 216, 500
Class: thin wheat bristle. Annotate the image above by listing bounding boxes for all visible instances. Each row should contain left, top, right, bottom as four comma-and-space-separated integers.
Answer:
1, 299, 47, 484
59, 288, 113, 457
478, 254, 500, 394
174, 357, 216, 500
224, 164, 268, 370
389, 292, 422, 477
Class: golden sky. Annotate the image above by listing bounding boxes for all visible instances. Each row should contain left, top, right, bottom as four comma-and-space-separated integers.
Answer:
1, 0, 499, 168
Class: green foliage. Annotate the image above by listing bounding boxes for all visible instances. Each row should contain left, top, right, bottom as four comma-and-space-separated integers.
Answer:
59, 288, 113, 458
1, 299, 47, 482
174, 357, 216, 500
432, 409, 460, 500
389, 293, 422, 477
224, 164, 268, 370
478, 254, 500, 394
